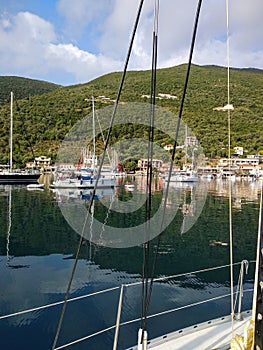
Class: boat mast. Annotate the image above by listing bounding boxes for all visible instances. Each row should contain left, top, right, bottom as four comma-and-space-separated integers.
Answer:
6, 186, 12, 265
9, 92, 13, 172
92, 96, 96, 169
185, 125, 188, 169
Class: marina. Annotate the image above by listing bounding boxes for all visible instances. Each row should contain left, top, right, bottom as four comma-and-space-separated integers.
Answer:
0, 177, 261, 349
0, 1, 262, 349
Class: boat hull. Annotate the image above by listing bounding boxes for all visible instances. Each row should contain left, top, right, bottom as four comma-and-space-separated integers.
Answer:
166, 175, 198, 182
51, 177, 116, 189
169, 175, 198, 182
27, 183, 44, 189
0, 173, 40, 184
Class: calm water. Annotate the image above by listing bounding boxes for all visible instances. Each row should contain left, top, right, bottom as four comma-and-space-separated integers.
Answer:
0, 177, 261, 350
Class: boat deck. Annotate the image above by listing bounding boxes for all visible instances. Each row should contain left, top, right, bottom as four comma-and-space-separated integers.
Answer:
128, 310, 252, 350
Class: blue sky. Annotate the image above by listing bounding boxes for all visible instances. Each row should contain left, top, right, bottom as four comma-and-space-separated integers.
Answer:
0, 0, 263, 86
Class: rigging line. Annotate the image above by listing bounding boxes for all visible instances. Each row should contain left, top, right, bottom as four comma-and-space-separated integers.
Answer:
120, 289, 254, 327
51, 232, 85, 350
94, 108, 112, 166
141, 0, 159, 333
92, 96, 96, 168
9, 92, 13, 171
89, 200, 94, 260
0, 261, 249, 321
252, 181, 263, 348
0, 285, 120, 320
54, 325, 117, 350
87, 0, 145, 212
225, 0, 235, 339
145, 0, 203, 318
54, 289, 254, 350
99, 192, 115, 243
6, 187, 12, 266
51, 1, 145, 349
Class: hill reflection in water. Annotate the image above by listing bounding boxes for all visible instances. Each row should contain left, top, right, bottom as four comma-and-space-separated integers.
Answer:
0, 178, 261, 350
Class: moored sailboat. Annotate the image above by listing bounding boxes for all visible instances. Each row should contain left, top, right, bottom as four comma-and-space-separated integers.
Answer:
165, 169, 198, 183
51, 96, 116, 189
0, 92, 40, 184
49, 1, 263, 349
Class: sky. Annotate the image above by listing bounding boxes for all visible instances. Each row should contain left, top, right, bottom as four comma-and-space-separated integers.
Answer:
0, 0, 262, 86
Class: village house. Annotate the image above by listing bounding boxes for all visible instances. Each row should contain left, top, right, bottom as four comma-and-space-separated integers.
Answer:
34, 155, 51, 170
138, 158, 163, 172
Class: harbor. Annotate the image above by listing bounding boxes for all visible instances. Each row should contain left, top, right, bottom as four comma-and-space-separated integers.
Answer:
0, 1, 262, 349
0, 177, 261, 349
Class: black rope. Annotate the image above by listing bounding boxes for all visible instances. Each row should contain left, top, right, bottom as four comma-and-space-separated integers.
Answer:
51, 1, 145, 349
88, 0, 145, 212
144, 0, 203, 319
141, 5, 159, 334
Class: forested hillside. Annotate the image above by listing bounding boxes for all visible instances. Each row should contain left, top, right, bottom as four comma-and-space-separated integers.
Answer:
0, 76, 61, 105
0, 64, 262, 168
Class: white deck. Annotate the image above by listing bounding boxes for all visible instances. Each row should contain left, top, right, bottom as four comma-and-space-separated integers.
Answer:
128, 310, 252, 350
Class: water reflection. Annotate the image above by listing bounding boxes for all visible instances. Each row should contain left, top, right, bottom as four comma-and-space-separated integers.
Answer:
204, 177, 262, 202
0, 179, 261, 350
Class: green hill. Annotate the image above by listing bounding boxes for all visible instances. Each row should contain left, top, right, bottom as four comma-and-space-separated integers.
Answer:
0, 76, 61, 105
0, 64, 262, 168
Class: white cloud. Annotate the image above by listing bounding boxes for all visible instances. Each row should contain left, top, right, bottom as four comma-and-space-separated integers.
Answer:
0, 10, 122, 84
0, 0, 263, 85
1, 17, 11, 29
96, 0, 141, 59
0, 12, 56, 76
57, 0, 111, 40
46, 43, 122, 83
147, 0, 263, 70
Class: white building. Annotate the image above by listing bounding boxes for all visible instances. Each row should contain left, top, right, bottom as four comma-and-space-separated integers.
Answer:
218, 157, 259, 168
138, 158, 163, 171
233, 147, 243, 156
34, 156, 51, 169
164, 144, 174, 151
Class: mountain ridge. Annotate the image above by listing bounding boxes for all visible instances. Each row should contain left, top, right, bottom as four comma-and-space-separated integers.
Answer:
0, 76, 61, 105
0, 64, 262, 167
